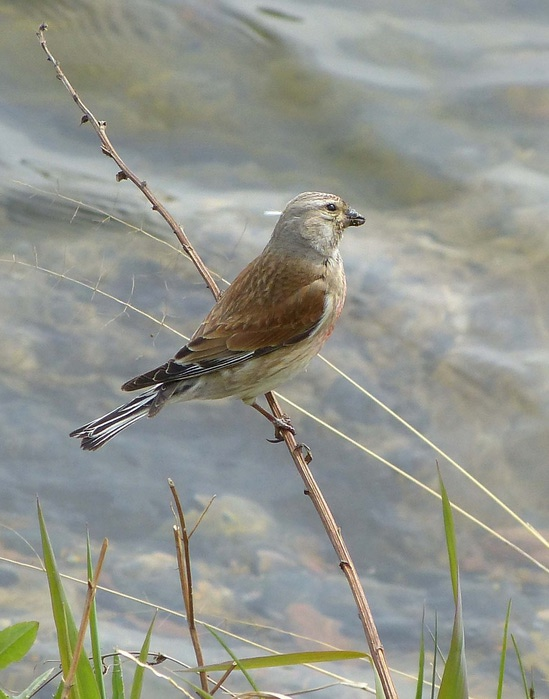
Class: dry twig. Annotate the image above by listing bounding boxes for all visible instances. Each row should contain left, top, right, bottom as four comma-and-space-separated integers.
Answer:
61, 538, 108, 699
169, 479, 210, 693
37, 24, 397, 698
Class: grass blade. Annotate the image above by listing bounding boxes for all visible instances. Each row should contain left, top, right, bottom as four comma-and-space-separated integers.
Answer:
205, 625, 258, 692
111, 652, 126, 699
374, 665, 385, 698
414, 609, 425, 699
436, 471, 468, 699
129, 613, 156, 699
496, 600, 512, 699
186, 649, 367, 673
37, 500, 100, 699
12, 666, 56, 699
510, 634, 532, 698
430, 614, 438, 699
87, 531, 106, 699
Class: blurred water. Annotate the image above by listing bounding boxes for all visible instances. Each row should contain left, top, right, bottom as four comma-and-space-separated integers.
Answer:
0, 0, 548, 696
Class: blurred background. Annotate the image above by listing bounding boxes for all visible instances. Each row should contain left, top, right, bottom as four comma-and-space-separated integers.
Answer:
0, 0, 548, 696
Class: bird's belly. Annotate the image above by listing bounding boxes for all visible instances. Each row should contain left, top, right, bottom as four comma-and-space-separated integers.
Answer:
176, 341, 323, 404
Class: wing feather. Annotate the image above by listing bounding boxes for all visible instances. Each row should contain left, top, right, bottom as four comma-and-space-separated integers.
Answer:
122, 252, 329, 391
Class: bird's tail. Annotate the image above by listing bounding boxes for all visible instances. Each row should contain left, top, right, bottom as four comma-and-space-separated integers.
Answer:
70, 386, 161, 451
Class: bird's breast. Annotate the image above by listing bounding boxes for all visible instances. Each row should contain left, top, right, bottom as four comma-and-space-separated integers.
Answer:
315, 257, 346, 339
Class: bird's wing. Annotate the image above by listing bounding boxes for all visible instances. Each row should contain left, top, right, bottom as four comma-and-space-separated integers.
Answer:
122, 254, 329, 391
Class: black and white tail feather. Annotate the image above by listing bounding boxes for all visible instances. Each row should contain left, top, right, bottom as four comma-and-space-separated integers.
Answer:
71, 346, 278, 450
70, 382, 187, 451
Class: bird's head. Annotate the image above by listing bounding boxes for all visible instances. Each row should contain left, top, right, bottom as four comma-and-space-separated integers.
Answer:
269, 191, 365, 260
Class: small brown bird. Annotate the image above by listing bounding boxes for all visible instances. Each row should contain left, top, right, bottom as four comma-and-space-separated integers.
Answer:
70, 192, 365, 449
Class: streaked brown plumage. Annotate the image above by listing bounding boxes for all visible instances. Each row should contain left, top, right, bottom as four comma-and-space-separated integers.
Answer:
70, 192, 364, 449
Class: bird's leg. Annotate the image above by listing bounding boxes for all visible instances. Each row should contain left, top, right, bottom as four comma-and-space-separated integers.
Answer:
250, 401, 296, 442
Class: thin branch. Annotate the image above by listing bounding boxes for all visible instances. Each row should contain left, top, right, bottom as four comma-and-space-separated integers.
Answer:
36, 23, 219, 300
169, 479, 209, 693
36, 25, 397, 698
265, 394, 394, 693
188, 495, 216, 540
61, 538, 108, 699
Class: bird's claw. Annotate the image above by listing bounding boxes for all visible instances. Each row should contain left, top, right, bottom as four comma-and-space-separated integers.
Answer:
294, 443, 313, 464
266, 415, 295, 443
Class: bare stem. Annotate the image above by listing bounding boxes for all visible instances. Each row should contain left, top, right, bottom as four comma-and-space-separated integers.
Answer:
62, 538, 108, 699
264, 395, 396, 696
169, 479, 209, 693
37, 24, 397, 698
36, 23, 220, 300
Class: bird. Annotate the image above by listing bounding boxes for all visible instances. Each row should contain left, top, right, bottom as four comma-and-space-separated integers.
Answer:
70, 191, 365, 450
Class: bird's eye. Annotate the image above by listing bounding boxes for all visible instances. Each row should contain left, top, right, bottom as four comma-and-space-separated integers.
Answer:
325, 203, 337, 212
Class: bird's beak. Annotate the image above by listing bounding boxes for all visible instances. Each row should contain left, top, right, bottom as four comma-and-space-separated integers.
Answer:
346, 208, 365, 227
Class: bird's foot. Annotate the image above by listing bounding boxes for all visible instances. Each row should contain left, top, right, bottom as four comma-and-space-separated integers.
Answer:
266, 415, 296, 443
250, 401, 296, 442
